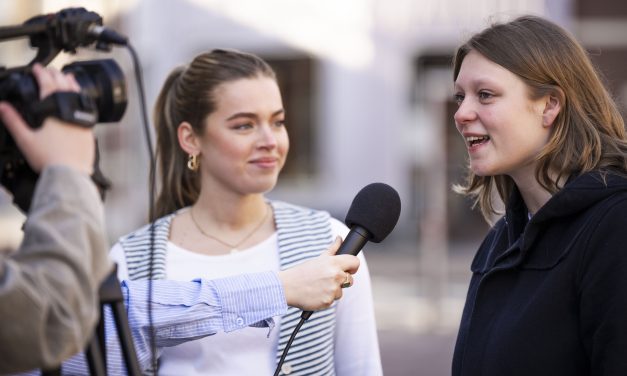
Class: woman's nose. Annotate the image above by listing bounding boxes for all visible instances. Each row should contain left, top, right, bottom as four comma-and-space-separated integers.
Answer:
257, 124, 277, 149
453, 99, 477, 126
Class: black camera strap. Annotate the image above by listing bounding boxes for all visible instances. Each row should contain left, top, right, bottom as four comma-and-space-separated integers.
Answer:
30, 91, 98, 128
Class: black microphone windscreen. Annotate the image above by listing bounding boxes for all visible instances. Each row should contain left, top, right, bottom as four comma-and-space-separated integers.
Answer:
344, 182, 401, 243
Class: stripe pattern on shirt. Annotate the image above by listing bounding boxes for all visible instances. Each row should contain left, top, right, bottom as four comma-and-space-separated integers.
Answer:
120, 201, 337, 375
274, 201, 337, 376
123, 215, 173, 281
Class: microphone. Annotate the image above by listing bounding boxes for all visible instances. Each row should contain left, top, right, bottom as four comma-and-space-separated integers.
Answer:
275, 183, 401, 376
302, 182, 401, 319
337, 182, 401, 255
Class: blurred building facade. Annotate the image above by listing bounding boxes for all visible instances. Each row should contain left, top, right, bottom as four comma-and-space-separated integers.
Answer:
4, 0, 624, 244
1, 0, 559, 241
1, 0, 625, 290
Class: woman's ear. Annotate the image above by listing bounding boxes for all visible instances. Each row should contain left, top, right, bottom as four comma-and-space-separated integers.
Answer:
542, 89, 563, 127
177, 121, 200, 155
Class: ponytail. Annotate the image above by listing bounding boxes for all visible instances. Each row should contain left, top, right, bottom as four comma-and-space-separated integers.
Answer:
152, 67, 200, 219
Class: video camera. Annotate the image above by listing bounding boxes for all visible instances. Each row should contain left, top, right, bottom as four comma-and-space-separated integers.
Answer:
0, 7, 128, 211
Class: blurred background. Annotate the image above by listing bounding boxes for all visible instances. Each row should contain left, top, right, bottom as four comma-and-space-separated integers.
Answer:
1, 0, 626, 374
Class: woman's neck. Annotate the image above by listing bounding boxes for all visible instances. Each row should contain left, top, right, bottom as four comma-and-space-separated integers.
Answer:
510, 169, 562, 216
192, 190, 268, 230
517, 182, 551, 216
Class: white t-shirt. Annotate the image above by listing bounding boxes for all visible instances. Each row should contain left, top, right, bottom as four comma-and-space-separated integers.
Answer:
110, 216, 382, 375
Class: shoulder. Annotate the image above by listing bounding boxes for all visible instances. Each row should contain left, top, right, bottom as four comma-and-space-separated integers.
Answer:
576, 191, 627, 290
585, 192, 627, 233
109, 243, 130, 279
330, 217, 349, 238
269, 200, 331, 221
268, 200, 354, 238
270, 199, 327, 214
117, 213, 176, 246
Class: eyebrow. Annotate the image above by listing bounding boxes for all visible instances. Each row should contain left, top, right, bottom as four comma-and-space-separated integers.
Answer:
226, 109, 285, 121
454, 78, 497, 90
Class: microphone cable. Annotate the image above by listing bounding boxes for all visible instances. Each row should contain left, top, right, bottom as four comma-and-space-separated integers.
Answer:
92, 19, 158, 373
95, 35, 158, 372
273, 315, 308, 376
123, 42, 159, 373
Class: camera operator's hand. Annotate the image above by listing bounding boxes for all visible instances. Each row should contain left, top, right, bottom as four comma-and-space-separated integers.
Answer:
278, 237, 360, 311
0, 63, 95, 174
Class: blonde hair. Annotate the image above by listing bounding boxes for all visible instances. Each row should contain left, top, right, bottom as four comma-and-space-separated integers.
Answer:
452, 15, 627, 221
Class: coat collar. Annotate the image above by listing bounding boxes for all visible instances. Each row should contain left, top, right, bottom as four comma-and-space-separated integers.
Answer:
472, 171, 627, 272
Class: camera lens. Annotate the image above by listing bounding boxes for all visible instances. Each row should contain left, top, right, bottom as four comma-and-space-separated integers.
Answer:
62, 59, 127, 123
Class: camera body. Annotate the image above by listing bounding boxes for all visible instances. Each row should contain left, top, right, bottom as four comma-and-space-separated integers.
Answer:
0, 7, 128, 211
0, 58, 127, 140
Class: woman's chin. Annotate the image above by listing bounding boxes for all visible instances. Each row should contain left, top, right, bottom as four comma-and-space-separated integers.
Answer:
470, 164, 496, 177
244, 178, 279, 194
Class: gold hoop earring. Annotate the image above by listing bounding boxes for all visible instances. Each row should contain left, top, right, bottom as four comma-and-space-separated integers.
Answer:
187, 154, 199, 171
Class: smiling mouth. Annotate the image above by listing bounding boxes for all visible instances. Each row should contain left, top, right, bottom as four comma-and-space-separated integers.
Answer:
251, 158, 277, 164
465, 135, 490, 147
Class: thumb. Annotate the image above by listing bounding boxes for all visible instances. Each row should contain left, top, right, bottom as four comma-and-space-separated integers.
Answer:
324, 236, 343, 256
0, 102, 34, 150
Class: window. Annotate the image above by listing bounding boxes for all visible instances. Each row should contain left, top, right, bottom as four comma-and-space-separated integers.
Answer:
264, 56, 316, 178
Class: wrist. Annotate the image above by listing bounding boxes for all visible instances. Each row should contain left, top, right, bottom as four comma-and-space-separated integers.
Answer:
277, 270, 296, 307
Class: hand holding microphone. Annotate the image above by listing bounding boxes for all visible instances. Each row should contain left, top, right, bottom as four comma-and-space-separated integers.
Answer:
277, 183, 400, 314
278, 236, 359, 311
302, 182, 401, 319
275, 182, 401, 376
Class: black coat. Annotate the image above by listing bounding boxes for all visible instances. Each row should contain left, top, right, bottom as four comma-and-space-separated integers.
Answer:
453, 171, 627, 376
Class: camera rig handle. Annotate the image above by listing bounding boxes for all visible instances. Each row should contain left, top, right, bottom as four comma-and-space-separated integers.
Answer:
25, 8, 106, 66
0, 7, 127, 77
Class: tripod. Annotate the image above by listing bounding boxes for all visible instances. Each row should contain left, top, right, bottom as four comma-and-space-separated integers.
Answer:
42, 267, 142, 375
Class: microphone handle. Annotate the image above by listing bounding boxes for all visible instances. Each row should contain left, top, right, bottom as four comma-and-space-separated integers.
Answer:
336, 226, 370, 255
301, 226, 371, 320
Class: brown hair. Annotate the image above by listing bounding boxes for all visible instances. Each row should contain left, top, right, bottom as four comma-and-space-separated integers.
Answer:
152, 49, 276, 219
452, 15, 627, 221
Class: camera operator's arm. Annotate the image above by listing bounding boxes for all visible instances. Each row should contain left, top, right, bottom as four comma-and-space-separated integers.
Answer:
0, 65, 112, 373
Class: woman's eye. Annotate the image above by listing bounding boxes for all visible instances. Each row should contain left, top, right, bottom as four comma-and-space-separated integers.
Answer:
233, 123, 254, 130
478, 91, 493, 100
453, 93, 464, 105
274, 119, 286, 128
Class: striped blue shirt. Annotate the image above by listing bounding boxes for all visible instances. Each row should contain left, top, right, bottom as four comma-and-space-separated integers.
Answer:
17, 271, 287, 375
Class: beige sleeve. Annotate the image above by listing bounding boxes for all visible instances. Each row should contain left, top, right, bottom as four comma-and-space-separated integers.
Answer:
0, 165, 113, 373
